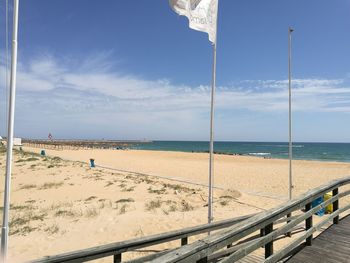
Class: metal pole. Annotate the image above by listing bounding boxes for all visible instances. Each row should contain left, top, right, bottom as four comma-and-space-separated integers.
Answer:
1, 0, 20, 261
208, 43, 217, 224
288, 26, 294, 200
5, 0, 10, 128
208, 0, 219, 224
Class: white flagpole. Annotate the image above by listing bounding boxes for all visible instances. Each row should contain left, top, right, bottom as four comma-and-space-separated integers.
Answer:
208, 43, 216, 224
288, 26, 294, 201
208, 0, 219, 225
1, 0, 20, 260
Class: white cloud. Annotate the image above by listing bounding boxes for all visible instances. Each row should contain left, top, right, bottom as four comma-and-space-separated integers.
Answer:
0, 53, 349, 139
0, 53, 350, 114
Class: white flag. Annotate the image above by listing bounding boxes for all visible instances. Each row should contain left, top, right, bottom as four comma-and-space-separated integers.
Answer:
169, 0, 218, 44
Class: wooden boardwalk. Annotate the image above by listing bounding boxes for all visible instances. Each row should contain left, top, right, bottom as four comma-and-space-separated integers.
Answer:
288, 215, 350, 263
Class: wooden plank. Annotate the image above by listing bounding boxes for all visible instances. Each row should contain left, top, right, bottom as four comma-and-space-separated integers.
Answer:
219, 193, 346, 263
288, 215, 350, 263
265, 205, 350, 263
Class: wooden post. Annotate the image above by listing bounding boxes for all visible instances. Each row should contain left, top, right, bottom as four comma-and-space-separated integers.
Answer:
113, 253, 121, 263
264, 223, 273, 258
305, 202, 313, 246
260, 228, 265, 237
181, 237, 188, 246
260, 228, 265, 248
197, 257, 208, 263
286, 213, 292, 237
333, 188, 339, 224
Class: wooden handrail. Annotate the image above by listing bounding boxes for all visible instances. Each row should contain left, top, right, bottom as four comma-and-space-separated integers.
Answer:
221, 190, 350, 262
151, 176, 350, 263
265, 205, 350, 263
29, 214, 253, 263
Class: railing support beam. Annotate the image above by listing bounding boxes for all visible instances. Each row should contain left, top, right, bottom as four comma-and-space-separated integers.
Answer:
333, 188, 339, 224
264, 223, 273, 258
197, 256, 208, 263
305, 202, 313, 246
260, 228, 265, 248
181, 237, 188, 246
114, 253, 121, 263
286, 213, 292, 237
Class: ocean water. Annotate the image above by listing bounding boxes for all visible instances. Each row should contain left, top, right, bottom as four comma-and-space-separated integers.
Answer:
131, 141, 350, 163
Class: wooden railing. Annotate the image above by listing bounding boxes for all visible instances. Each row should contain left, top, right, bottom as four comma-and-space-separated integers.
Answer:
30, 177, 350, 263
151, 176, 350, 263
29, 214, 253, 263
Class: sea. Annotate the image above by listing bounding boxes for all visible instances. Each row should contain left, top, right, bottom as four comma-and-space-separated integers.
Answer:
130, 141, 350, 163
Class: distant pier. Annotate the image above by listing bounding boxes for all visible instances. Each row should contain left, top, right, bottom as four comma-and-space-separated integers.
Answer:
22, 138, 152, 150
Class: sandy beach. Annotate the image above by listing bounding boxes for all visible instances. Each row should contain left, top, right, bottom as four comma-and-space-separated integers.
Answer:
24, 146, 350, 199
1, 146, 350, 262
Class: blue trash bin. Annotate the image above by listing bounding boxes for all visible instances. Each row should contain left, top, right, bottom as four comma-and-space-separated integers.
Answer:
89, 159, 95, 168
311, 196, 325, 216
40, 150, 46, 156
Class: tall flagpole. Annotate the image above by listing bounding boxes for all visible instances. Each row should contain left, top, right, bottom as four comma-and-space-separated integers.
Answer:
208, 43, 216, 224
288, 26, 294, 200
1, 0, 20, 261
208, 0, 219, 225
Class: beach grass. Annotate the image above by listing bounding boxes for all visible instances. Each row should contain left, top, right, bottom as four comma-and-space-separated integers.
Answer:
38, 182, 64, 190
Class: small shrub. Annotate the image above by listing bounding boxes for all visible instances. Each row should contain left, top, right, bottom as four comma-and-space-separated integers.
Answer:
116, 198, 134, 203
220, 200, 228, 206
19, 184, 37, 190
122, 186, 135, 192
169, 204, 177, 212
163, 183, 193, 193
119, 204, 128, 214
85, 196, 97, 202
11, 205, 32, 211
38, 182, 64, 190
145, 199, 162, 211
45, 224, 59, 234
180, 200, 193, 212
104, 182, 113, 187
148, 187, 166, 195
10, 226, 37, 236
16, 157, 39, 163
55, 210, 78, 217
85, 207, 99, 218
26, 157, 39, 162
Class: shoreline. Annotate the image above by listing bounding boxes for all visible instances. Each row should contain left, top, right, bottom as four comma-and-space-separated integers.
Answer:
130, 148, 350, 164
20, 140, 350, 164
25, 144, 350, 165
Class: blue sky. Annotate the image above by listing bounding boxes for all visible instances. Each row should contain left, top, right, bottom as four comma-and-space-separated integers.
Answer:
0, 0, 349, 142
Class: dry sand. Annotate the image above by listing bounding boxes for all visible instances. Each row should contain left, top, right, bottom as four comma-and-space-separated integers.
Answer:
25, 147, 350, 199
0, 146, 349, 262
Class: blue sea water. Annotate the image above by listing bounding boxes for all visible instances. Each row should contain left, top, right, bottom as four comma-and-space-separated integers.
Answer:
130, 141, 350, 163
